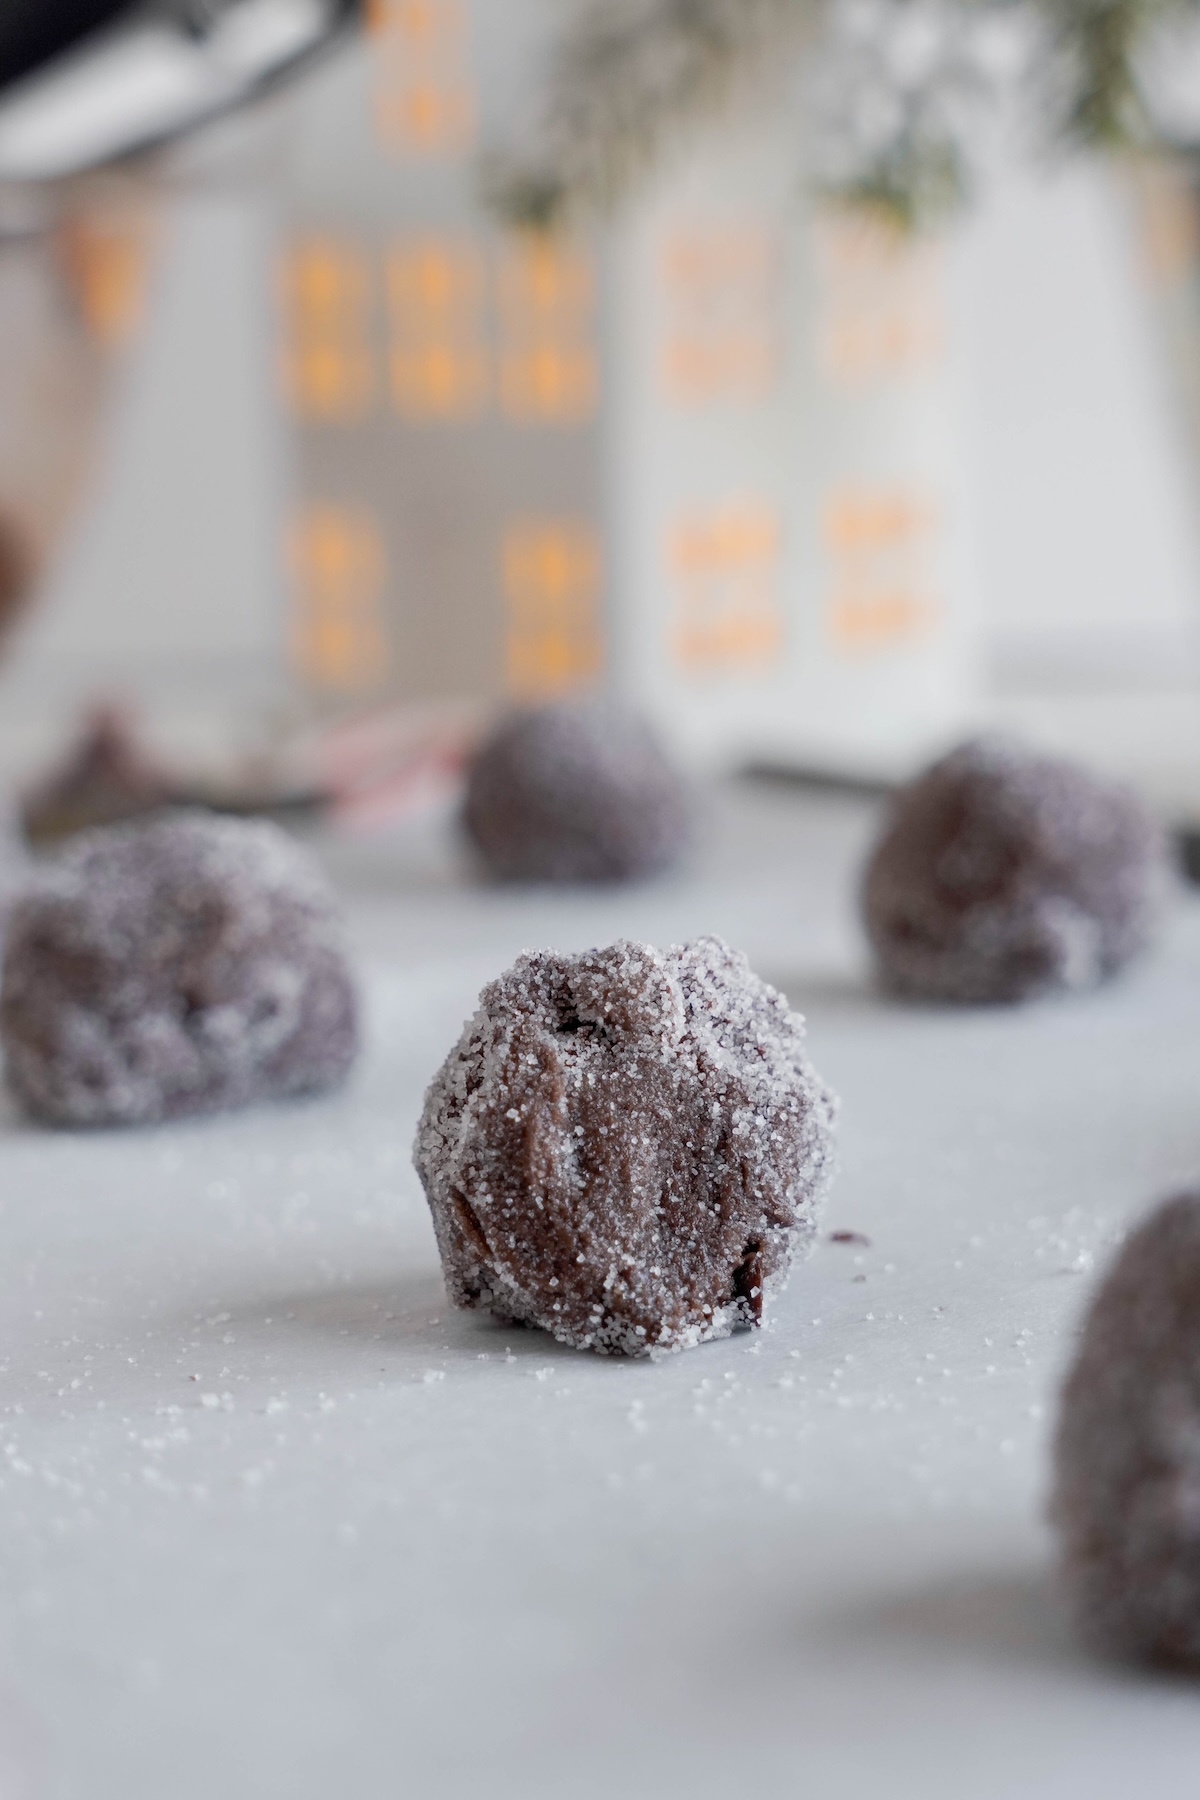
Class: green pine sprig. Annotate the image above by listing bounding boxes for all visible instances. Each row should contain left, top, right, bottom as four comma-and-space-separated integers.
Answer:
486, 0, 1200, 234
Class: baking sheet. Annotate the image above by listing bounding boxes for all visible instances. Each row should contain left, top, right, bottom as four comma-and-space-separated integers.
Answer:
2, 780, 1199, 1798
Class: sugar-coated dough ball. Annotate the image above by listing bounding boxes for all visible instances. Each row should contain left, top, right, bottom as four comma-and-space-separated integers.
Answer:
462, 699, 689, 882
862, 738, 1166, 1004
0, 798, 29, 927
1, 811, 358, 1126
0, 508, 30, 648
414, 935, 837, 1356
1053, 1193, 1200, 1667
22, 706, 172, 846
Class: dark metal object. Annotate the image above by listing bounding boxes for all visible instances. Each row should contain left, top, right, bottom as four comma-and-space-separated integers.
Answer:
740, 760, 895, 800
1175, 827, 1200, 885
0, 0, 363, 185
0, 1, 362, 90
0, 4, 130, 93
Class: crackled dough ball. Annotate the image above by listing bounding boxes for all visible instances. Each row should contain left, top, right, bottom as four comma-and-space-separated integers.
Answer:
862, 738, 1166, 1004
1053, 1192, 1200, 1668
1, 810, 358, 1126
414, 935, 837, 1356
462, 699, 689, 883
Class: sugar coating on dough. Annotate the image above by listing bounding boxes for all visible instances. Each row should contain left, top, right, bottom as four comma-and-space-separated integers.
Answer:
414, 935, 837, 1356
1, 810, 358, 1126
462, 699, 689, 883
1053, 1193, 1200, 1668
862, 737, 1166, 1004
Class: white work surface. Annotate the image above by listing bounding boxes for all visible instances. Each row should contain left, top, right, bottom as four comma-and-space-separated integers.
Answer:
3, 780, 1200, 1799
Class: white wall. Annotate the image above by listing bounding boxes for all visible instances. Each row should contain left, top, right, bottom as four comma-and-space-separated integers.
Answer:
0, 190, 289, 780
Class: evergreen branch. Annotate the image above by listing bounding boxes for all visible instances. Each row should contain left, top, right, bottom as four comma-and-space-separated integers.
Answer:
808, 0, 991, 231
483, 0, 814, 228
484, 0, 1200, 235
1038, 0, 1178, 149
825, 136, 972, 232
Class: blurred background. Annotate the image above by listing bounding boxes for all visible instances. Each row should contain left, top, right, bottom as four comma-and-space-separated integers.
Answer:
6, 0, 1200, 834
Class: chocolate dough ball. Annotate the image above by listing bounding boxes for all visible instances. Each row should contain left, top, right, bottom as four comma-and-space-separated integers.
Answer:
1, 811, 358, 1126
414, 935, 837, 1356
1053, 1192, 1200, 1667
0, 804, 32, 968
0, 508, 31, 649
862, 738, 1166, 1004
22, 705, 174, 846
462, 700, 689, 883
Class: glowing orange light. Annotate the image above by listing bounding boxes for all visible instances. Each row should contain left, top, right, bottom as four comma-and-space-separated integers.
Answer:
387, 238, 488, 419
815, 214, 943, 384
497, 238, 598, 424
279, 239, 374, 422
660, 226, 780, 406
668, 501, 782, 671
502, 519, 604, 697
289, 505, 389, 691
823, 486, 940, 650
371, 0, 475, 159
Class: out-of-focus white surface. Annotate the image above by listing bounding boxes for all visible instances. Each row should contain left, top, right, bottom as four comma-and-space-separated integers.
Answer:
958, 161, 1200, 659
2, 780, 1200, 1799
0, 190, 288, 782
957, 160, 1200, 803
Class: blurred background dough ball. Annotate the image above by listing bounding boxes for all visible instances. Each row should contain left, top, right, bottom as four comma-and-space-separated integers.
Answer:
861, 738, 1167, 1004
1, 810, 359, 1127
462, 699, 690, 883
0, 506, 31, 649
1053, 1192, 1200, 1668
21, 704, 175, 846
